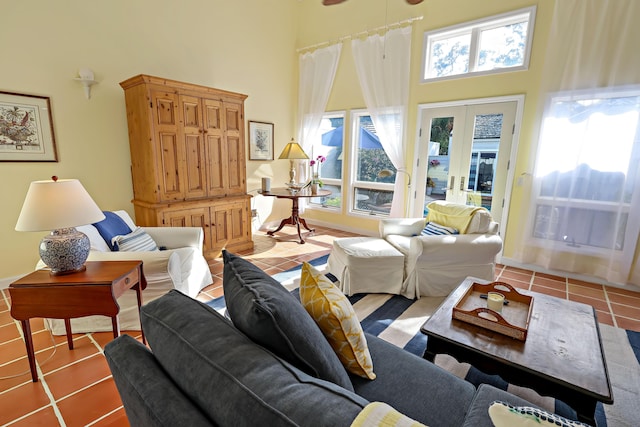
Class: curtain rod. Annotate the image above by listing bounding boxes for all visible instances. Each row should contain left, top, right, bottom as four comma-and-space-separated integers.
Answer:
296, 15, 423, 53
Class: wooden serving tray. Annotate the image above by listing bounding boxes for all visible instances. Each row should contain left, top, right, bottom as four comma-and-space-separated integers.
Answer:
452, 282, 534, 341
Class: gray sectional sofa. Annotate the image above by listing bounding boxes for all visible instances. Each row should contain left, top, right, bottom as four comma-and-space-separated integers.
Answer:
104, 252, 575, 427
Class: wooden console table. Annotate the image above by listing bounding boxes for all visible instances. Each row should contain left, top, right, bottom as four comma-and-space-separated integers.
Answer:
9, 260, 146, 382
260, 187, 331, 244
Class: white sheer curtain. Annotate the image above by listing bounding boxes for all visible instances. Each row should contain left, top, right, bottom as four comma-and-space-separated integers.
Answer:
352, 26, 412, 218
513, 0, 640, 286
297, 43, 342, 183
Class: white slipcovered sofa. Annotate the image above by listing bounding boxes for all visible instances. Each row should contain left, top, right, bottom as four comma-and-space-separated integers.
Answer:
39, 210, 213, 335
379, 201, 503, 299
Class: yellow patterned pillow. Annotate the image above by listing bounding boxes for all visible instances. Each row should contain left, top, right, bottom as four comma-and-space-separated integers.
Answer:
351, 402, 428, 427
299, 262, 376, 380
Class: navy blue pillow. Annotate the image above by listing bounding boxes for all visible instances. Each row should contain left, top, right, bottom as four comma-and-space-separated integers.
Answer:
222, 251, 354, 391
92, 211, 132, 251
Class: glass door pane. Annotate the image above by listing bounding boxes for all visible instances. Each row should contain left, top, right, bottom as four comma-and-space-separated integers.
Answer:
464, 113, 502, 210
426, 116, 453, 203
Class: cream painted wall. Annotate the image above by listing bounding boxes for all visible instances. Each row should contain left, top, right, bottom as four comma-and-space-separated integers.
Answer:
3, 0, 637, 283
1, 0, 299, 279
294, 0, 555, 254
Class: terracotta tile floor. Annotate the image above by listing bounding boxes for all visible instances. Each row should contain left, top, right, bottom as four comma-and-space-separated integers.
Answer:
1, 226, 640, 426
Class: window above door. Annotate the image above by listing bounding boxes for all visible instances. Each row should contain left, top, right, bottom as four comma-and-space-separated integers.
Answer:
421, 6, 536, 83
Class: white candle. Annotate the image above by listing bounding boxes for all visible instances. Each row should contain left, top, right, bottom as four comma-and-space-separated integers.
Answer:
487, 292, 505, 313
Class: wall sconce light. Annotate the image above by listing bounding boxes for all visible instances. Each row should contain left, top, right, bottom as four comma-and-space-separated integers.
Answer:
74, 68, 98, 99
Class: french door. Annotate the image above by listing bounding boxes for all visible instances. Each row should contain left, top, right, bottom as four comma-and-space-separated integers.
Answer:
413, 101, 518, 232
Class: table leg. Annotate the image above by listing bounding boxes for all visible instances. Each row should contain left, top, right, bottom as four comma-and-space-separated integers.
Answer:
570, 398, 597, 426
267, 216, 294, 235
135, 285, 146, 344
298, 217, 315, 233
64, 319, 74, 350
422, 346, 436, 362
21, 319, 38, 382
267, 197, 308, 244
111, 316, 120, 340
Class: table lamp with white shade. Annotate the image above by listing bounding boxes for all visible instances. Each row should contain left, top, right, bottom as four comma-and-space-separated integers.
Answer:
15, 176, 106, 275
278, 138, 309, 186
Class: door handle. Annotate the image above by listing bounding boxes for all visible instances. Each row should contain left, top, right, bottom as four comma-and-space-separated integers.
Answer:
449, 176, 455, 191
460, 176, 465, 191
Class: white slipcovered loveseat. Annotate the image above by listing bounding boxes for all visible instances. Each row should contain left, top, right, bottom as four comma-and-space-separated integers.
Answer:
379, 201, 503, 299
40, 210, 213, 335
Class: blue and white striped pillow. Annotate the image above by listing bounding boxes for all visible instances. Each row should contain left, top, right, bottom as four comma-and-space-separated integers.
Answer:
421, 221, 459, 236
111, 227, 158, 252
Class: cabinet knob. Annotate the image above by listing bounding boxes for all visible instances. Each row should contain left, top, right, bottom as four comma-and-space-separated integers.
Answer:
125, 277, 130, 285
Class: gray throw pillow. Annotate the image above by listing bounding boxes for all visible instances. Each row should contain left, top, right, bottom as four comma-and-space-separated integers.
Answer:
222, 250, 354, 391
141, 290, 367, 427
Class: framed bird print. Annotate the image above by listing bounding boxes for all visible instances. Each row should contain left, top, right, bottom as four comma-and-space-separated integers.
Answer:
0, 91, 58, 162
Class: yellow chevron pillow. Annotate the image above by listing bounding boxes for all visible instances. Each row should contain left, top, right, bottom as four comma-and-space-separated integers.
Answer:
351, 402, 428, 427
300, 262, 376, 380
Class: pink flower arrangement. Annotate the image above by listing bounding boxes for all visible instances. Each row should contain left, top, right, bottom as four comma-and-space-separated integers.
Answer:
310, 155, 326, 184
309, 155, 326, 168
429, 159, 440, 167
310, 155, 326, 174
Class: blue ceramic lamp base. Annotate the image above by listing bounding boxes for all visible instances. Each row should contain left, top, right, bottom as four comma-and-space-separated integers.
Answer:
39, 227, 91, 275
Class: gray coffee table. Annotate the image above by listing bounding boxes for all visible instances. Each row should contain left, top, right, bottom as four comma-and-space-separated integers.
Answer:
420, 277, 613, 425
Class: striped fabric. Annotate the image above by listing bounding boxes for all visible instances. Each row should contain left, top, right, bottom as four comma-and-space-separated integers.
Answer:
111, 227, 158, 252
420, 221, 459, 236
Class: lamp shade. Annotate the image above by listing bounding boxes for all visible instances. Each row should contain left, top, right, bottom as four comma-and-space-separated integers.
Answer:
16, 178, 105, 231
278, 138, 309, 160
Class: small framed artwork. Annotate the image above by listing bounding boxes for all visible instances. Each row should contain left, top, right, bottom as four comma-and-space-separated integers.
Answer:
248, 121, 274, 161
0, 91, 57, 162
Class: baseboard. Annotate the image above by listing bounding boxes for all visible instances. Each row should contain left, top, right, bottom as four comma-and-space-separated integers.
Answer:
0, 275, 23, 290
499, 256, 640, 292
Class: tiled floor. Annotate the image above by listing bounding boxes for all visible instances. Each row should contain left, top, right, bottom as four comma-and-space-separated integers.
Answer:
1, 226, 640, 426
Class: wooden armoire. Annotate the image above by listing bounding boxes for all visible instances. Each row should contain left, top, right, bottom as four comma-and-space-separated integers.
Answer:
119, 74, 253, 259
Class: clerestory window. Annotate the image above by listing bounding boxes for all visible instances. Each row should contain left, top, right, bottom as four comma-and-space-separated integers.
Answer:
421, 6, 536, 82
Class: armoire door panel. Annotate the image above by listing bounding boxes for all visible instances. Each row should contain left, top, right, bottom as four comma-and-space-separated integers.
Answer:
212, 209, 229, 245
153, 95, 177, 126
224, 102, 242, 133
188, 209, 210, 251
205, 134, 227, 196
229, 203, 247, 242
184, 133, 206, 199
158, 132, 184, 200
226, 135, 244, 191
204, 99, 222, 130
181, 96, 202, 129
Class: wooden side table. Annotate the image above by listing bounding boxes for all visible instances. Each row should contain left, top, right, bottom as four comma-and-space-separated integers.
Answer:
260, 187, 332, 244
9, 260, 147, 382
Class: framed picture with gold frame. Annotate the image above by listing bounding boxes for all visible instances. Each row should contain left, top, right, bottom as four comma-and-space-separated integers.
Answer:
248, 120, 274, 161
0, 91, 57, 162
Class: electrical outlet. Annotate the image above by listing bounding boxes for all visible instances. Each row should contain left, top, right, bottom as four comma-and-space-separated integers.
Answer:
251, 209, 258, 218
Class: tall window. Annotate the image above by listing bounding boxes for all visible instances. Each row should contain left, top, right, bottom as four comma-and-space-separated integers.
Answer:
421, 7, 535, 82
532, 88, 640, 255
308, 113, 344, 209
351, 111, 396, 216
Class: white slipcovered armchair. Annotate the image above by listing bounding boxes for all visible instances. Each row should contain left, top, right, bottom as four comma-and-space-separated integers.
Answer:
39, 210, 213, 335
379, 202, 503, 299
